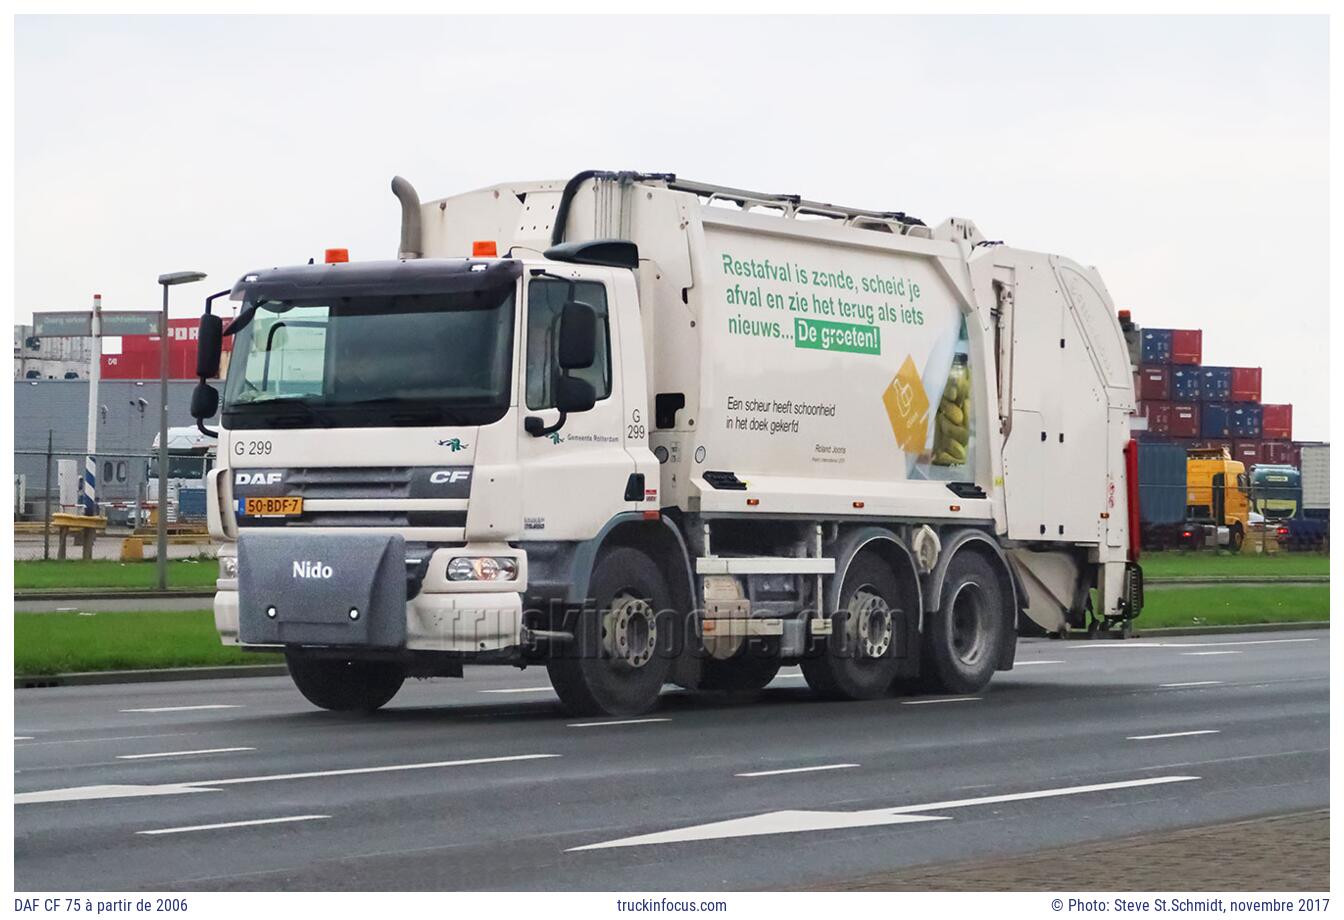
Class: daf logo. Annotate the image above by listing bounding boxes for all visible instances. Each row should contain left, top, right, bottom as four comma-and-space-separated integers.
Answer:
236, 471, 283, 485
429, 470, 471, 484
293, 561, 333, 579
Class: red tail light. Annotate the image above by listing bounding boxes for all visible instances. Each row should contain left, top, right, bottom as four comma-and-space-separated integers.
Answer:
1277, 527, 1289, 536
1123, 439, 1141, 562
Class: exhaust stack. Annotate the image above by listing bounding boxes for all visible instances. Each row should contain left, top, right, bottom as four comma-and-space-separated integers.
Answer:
390, 175, 423, 260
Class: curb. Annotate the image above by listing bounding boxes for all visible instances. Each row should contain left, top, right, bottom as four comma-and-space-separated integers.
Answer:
1058, 621, 1330, 640
15, 664, 288, 689
1146, 576, 1328, 586
15, 589, 215, 602
16, 622, 1329, 686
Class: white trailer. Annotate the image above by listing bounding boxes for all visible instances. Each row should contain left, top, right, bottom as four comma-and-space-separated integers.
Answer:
1299, 443, 1330, 516
192, 171, 1142, 715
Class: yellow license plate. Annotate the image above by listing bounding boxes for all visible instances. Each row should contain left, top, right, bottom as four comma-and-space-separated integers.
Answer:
244, 496, 304, 517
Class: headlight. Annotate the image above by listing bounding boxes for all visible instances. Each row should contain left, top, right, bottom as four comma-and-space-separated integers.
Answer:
447, 556, 518, 582
219, 555, 239, 579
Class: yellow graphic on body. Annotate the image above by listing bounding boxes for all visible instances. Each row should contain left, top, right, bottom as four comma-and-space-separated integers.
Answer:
882, 356, 931, 453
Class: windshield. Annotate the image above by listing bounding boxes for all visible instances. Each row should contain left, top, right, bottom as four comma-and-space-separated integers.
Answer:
223, 287, 516, 429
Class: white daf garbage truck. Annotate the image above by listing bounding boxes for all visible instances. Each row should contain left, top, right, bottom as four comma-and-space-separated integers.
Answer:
190, 170, 1143, 716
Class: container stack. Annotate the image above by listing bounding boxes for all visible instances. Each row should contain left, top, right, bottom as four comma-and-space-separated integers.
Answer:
1132, 323, 1297, 470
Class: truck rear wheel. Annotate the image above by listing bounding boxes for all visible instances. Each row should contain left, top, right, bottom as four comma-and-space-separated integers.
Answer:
285, 652, 405, 712
922, 551, 1005, 695
801, 551, 907, 700
546, 547, 674, 717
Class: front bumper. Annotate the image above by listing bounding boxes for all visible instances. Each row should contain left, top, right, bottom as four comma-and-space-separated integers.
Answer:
216, 541, 526, 655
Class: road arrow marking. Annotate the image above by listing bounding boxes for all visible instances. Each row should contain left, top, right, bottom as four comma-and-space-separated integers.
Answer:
568, 774, 1200, 851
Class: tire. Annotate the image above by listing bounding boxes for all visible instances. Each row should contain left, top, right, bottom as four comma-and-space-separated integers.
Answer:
546, 547, 675, 716
285, 652, 405, 712
922, 551, 1006, 695
1229, 524, 1245, 553
696, 649, 782, 694
801, 551, 908, 700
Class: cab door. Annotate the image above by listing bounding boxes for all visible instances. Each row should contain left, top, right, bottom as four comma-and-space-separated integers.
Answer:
516, 268, 638, 541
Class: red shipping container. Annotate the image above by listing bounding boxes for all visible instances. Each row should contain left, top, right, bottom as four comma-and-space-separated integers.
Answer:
1232, 440, 1262, 467
100, 318, 233, 380
1137, 365, 1171, 401
1143, 401, 1172, 435
1170, 329, 1203, 365
1230, 366, 1262, 403
1261, 441, 1295, 465
1261, 404, 1292, 441
1168, 402, 1200, 439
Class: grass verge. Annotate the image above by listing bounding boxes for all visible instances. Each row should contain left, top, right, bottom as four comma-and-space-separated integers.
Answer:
14, 610, 282, 676
1138, 585, 1329, 629
1139, 550, 1328, 579
15, 558, 218, 591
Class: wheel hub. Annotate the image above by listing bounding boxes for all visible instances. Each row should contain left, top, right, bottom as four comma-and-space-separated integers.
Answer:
849, 589, 894, 659
603, 594, 658, 669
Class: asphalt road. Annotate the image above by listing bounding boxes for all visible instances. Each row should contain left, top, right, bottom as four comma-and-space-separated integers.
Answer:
13, 630, 1329, 891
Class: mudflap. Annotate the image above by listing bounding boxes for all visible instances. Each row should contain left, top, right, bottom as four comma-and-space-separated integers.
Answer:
237, 531, 407, 648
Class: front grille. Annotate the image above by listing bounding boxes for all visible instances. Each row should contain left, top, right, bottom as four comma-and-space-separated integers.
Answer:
242, 509, 466, 528
286, 467, 415, 500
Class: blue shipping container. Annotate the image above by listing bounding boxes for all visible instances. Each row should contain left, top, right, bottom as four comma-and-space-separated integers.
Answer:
1141, 329, 1173, 364
1170, 367, 1202, 400
1202, 402, 1233, 439
1137, 441, 1187, 526
1230, 403, 1263, 439
1200, 366, 1232, 401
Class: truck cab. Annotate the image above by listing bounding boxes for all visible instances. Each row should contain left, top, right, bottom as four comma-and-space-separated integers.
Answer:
1184, 447, 1249, 551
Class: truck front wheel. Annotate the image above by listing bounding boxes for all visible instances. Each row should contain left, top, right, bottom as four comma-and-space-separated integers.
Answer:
801, 551, 908, 700
285, 652, 405, 712
922, 551, 1005, 695
546, 547, 675, 717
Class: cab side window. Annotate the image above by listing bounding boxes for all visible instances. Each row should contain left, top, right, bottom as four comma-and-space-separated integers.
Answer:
526, 279, 611, 411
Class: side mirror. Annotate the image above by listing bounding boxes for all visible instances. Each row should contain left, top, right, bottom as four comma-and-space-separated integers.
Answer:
558, 301, 598, 370
196, 313, 224, 379
191, 382, 219, 421
555, 376, 596, 414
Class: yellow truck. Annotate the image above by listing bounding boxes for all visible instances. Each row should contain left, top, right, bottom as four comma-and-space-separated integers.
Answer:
1184, 447, 1250, 551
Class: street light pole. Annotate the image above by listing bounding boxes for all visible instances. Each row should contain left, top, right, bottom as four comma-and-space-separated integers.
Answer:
156, 271, 207, 590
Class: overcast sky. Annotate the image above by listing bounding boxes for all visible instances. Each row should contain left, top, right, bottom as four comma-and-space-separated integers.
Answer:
14, 15, 1329, 438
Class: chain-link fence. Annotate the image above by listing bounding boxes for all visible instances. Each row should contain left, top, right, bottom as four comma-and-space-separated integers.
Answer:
14, 442, 217, 562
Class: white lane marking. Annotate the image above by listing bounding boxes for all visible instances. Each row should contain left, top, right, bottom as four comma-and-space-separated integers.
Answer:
203, 753, 560, 787
1160, 681, 1223, 688
15, 736, 33, 741
16, 732, 200, 748
16, 753, 560, 805
16, 784, 213, 805
568, 718, 671, 728
1182, 651, 1242, 657
902, 697, 980, 706
772, 673, 808, 679
120, 705, 243, 713
137, 815, 329, 836
569, 775, 1200, 850
1176, 638, 1319, 648
1128, 730, 1221, 741
1014, 660, 1065, 666
117, 747, 255, 760
736, 764, 859, 778
478, 687, 554, 694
